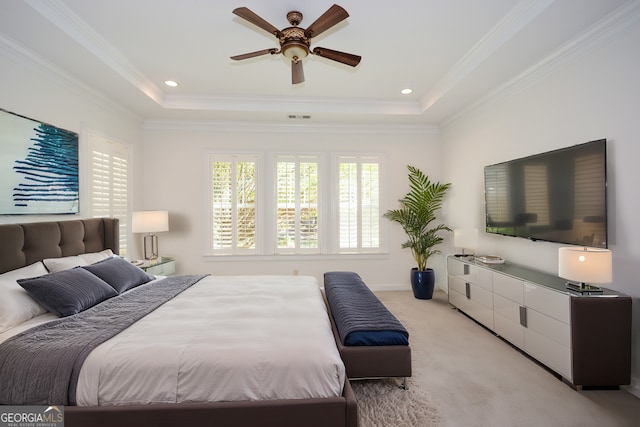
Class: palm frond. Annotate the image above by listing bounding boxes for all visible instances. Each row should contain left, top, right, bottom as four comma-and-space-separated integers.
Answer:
384, 165, 451, 270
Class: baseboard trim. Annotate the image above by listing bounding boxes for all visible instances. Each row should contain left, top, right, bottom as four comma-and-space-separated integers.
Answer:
368, 284, 450, 293
624, 383, 640, 399
368, 284, 411, 292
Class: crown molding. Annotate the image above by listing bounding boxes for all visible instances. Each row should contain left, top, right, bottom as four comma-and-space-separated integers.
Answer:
441, 0, 640, 128
0, 32, 142, 122
25, 0, 165, 105
419, 0, 555, 112
143, 119, 439, 135
163, 94, 423, 115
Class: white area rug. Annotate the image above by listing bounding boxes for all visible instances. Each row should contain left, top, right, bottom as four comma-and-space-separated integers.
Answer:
352, 378, 441, 427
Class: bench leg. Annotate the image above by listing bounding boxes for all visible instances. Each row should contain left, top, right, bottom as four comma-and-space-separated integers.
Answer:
400, 377, 408, 390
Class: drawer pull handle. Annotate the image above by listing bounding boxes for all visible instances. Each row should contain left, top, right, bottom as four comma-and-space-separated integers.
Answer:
464, 264, 470, 275
519, 306, 527, 327
465, 282, 471, 299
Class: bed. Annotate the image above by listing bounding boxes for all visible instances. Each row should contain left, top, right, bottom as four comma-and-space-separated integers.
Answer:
0, 218, 358, 427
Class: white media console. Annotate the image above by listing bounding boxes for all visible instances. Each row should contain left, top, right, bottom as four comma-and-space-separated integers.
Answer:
447, 255, 631, 388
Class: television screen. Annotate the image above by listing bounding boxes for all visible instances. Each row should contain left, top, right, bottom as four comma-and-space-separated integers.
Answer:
0, 109, 79, 215
484, 139, 607, 248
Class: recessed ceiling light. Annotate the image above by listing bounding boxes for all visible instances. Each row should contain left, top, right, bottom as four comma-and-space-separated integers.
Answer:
164, 80, 179, 87
401, 88, 413, 95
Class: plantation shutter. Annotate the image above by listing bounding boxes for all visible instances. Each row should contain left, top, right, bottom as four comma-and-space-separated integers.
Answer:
88, 134, 129, 256
210, 156, 257, 253
338, 157, 380, 251
275, 156, 319, 252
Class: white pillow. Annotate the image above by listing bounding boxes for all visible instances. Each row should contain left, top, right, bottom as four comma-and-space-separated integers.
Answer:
78, 249, 114, 264
43, 249, 115, 273
0, 262, 49, 333
43, 255, 88, 273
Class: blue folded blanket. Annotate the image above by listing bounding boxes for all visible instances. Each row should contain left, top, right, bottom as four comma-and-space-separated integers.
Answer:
324, 271, 409, 346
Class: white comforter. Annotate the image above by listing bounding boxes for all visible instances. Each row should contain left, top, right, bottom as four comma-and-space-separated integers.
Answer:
75, 275, 345, 405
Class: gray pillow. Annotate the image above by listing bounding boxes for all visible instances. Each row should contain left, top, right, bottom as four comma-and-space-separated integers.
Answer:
18, 268, 118, 317
82, 257, 154, 293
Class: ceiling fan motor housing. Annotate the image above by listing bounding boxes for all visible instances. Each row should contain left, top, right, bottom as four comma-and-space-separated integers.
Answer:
280, 27, 309, 62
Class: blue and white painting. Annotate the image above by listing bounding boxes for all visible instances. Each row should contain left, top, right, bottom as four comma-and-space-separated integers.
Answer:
0, 109, 79, 214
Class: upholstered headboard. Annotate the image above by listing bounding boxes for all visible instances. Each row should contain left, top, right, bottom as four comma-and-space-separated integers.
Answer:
0, 218, 119, 274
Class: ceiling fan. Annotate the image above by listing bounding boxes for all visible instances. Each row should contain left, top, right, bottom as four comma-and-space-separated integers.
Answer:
230, 4, 361, 84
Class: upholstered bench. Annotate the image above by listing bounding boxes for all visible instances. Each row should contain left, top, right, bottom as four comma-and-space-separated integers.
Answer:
324, 272, 412, 387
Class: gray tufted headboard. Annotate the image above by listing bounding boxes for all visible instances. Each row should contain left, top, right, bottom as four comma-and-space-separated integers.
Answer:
0, 218, 119, 274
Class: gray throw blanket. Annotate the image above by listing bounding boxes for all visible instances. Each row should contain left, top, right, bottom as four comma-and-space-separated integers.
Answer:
0, 274, 206, 406
324, 271, 408, 345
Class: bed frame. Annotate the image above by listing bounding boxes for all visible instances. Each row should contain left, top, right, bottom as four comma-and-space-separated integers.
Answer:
0, 218, 358, 427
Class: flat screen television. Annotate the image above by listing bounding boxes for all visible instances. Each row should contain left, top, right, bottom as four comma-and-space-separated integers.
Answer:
484, 139, 607, 248
0, 109, 79, 215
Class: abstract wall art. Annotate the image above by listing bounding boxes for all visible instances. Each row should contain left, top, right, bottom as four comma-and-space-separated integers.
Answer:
0, 109, 79, 215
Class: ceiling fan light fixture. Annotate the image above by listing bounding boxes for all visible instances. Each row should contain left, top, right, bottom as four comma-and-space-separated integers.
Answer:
282, 41, 309, 62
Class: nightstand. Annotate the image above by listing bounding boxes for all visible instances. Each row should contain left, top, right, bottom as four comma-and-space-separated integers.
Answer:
141, 257, 175, 276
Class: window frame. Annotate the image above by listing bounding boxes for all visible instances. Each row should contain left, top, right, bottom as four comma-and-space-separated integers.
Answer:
85, 131, 130, 256
207, 152, 262, 256
272, 154, 322, 254
205, 150, 385, 259
332, 154, 384, 254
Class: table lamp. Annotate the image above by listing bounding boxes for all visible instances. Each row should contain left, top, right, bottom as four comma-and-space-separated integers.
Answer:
132, 211, 169, 261
558, 246, 611, 293
454, 228, 478, 257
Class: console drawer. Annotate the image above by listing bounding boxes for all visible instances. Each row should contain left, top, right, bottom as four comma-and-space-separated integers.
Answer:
524, 283, 570, 324
493, 273, 524, 304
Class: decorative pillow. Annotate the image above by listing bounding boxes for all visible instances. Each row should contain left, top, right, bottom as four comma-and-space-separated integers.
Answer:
78, 249, 114, 265
43, 255, 89, 273
43, 249, 115, 273
18, 268, 118, 317
0, 262, 49, 333
82, 256, 154, 294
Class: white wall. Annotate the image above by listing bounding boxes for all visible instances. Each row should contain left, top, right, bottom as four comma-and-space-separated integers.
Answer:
140, 124, 445, 290
441, 20, 640, 396
0, 46, 144, 230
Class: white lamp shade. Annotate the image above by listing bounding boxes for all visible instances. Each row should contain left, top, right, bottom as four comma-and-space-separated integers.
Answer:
558, 247, 612, 284
454, 229, 479, 250
132, 211, 169, 233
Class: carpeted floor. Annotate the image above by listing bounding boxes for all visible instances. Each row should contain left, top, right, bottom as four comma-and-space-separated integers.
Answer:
357, 289, 640, 427
353, 376, 440, 427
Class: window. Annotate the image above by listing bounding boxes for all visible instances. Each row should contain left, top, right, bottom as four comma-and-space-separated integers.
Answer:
207, 152, 382, 256
87, 133, 129, 256
210, 155, 258, 254
275, 156, 319, 252
337, 157, 380, 252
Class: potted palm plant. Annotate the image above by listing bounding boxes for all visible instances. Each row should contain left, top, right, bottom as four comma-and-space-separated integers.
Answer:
384, 165, 451, 299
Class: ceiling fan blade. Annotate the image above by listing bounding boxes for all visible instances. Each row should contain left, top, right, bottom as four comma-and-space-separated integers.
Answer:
231, 48, 278, 61
312, 47, 361, 67
292, 60, 305, 84
304, 4, 349, 38
232, 7, 282, 37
